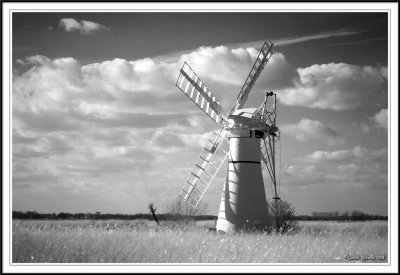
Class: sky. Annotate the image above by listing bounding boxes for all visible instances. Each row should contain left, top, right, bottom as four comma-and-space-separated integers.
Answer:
10, 11, 390, 216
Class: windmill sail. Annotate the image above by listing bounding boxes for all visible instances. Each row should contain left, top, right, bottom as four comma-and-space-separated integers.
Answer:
231, 39, 274, 114
179, 130, 229, 207
176, 62, 227, 125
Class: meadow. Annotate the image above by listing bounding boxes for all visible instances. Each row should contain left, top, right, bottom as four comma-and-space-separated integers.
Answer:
12, 219, 388, 263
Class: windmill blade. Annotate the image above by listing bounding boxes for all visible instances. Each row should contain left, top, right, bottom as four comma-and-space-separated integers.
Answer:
230, 39, 274, 114
176, 62, 228, 125
179, 130, 229, 208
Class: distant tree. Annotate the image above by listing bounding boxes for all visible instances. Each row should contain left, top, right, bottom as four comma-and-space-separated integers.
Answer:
339, 211, 349, 221
351, 210, 368, 221
26, 211, 40, 219
269, 199, 298, 233
57, 212, 72, 220
74, 213, 86, 220
333, 211, 339, 217
165, 197, 208, 221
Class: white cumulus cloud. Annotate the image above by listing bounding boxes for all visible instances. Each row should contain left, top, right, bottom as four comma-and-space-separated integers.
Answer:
59, 18, 108, 34
373, 108, 388, 131
284, 146, 387, 191
280, 118, 344, 146
277, 63, 387, 111
302, 145, 386, 163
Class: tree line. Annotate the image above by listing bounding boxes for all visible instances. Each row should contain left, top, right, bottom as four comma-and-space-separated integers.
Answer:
12, 210, 387, 221
11, 210, 217, 221
296, 210, 388, 221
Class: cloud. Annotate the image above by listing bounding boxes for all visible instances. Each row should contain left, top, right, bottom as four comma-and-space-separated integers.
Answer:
280, 118, 344, 146
373, 108, 388, 131
274, 29, 364, 46
12, 53, 204, 213
182, 47, 297, 90
277, 63, 387, 111
72, 110, 191, 129
152, 131, 186, 148
12, 46, 299, 122
283, 146, 388, 191
181, 46, 254, 86
179, 46, 299, 110
13, 56, 176, 114
302, 146, 387, 163
355, 108, 388, 134
59, 18, 108, 34
177, 44, 387, 113
12, 129, 38, 145
14, 110, 83, 133
230, 28, 364, 49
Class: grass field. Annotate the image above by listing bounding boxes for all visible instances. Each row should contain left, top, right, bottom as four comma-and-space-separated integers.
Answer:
12, 219, 388, 263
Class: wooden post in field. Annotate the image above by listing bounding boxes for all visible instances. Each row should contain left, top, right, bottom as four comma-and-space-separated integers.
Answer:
149, 203, 159, 225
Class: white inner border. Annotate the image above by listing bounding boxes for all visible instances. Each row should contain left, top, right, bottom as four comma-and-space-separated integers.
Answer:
2, 2, 398, 274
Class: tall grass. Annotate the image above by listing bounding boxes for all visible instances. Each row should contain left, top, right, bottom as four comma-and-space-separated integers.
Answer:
12, 220, 388, 263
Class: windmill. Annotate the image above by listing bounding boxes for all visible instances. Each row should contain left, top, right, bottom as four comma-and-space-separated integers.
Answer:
175, 38, 280, 232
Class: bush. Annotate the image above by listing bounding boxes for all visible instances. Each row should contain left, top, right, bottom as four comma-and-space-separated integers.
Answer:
164, 197, 208, 222
269, 199, 298, 233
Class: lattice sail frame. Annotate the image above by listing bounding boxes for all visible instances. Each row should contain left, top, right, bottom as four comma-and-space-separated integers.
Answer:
176, 62, 228, 126
231, 39, 274, 114
179, 130, 229, 208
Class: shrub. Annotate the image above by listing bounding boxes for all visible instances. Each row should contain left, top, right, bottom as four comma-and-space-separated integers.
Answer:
164, 197, 208, 222
269, 199, 298, 233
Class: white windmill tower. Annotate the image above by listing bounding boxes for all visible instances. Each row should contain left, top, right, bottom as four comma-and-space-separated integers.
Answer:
175, 38, 280, 233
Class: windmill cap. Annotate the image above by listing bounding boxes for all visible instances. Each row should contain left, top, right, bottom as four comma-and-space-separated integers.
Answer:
229, 108, 258, 119
228, 108, 259, 127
